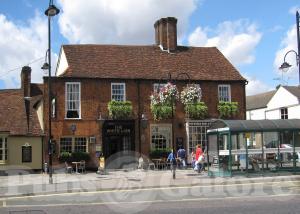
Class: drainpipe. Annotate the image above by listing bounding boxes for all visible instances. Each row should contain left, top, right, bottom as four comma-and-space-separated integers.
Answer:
137, 80, 142, 154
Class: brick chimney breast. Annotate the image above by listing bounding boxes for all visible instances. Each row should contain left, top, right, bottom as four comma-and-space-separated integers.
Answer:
154, 17, 178, 52
21, 66, 31, 98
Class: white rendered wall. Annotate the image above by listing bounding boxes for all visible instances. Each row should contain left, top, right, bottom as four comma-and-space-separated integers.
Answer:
268, 87, 298, 109
247, 108, 266, 120
56, 48, 69, 76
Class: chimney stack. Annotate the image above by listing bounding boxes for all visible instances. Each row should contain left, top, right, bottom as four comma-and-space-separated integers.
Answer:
21, 66, 31, 98
154, 17, 177, 52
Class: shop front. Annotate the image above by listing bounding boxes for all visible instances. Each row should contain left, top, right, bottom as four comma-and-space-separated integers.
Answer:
206, 119, 300, 177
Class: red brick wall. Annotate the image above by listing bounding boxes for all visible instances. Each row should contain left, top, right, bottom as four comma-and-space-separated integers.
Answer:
43, 78, 246, 167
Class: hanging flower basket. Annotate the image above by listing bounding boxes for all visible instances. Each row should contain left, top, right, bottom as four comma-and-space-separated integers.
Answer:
180, 84, 202, 105
217, 101, 239, 119
150, 82, 178, 121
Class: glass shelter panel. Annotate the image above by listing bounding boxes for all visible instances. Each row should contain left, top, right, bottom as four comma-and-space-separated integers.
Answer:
295, 131, 300, 169
278, 131, 294, 170
263, 132, 279, 171
247, 132, 263, 172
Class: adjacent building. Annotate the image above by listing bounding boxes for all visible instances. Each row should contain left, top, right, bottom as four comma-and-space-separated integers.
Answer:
44, 17, 247, 168
0, 66, 44, 170
246, 85, 300, 120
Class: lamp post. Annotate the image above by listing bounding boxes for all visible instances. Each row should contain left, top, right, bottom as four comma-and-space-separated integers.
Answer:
279, 11, 300, 85
168, 72, 191, 179
42, 0, 60, 184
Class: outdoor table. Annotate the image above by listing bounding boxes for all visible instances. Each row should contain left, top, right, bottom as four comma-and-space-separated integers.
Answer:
151, 158, 162, 170
72, 161, 81, 174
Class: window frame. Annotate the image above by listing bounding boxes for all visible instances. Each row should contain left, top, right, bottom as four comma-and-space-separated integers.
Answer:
0, 137, 8, 163
65, 82, 81, 119
111, 83, 126, 101
59, 137, 88, 154
153, 83, 166, 93
218, 84, 231, 102
280, 107, 288, 119
150, 124, 172, 150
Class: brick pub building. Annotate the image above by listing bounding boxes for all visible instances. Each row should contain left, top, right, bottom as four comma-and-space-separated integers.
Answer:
44, 17, 247, 168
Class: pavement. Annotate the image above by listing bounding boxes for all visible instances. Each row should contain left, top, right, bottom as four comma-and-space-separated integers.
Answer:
1, 168, 300, 198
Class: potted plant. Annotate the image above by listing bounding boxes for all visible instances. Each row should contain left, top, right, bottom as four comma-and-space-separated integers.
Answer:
217, 101, 239, 119
108, 100, 133, 119
58, 152, 72, 163
149, 148, 172, 159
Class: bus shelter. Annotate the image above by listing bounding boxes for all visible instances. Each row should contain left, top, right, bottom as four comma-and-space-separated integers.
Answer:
206, 119, 300, 177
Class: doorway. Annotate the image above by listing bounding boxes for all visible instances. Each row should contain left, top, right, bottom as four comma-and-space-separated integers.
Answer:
102, 120, 135, 169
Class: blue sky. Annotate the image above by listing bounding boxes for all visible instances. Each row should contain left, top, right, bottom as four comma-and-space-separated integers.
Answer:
0, 0, 299, 95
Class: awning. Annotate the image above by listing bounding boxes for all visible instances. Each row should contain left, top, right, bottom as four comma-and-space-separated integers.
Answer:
207, 119, 300, 133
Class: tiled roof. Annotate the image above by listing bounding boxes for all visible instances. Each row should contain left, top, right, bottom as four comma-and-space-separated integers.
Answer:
59, 45, 246, 81
0, 84, 43, 136
246, 90, 276, 110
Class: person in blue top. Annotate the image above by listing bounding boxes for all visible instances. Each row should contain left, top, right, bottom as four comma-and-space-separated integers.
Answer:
177, 146, 186, 169
167, 149, 177, 167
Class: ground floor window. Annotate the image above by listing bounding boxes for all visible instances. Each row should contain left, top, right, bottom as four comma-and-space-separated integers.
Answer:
0, 137, 8, 162
150, 124, 172, 150
60, 137, 88, 153
187, 121, 211, 155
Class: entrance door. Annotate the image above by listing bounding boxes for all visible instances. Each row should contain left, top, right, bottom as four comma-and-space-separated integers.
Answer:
102, 120, 135, 169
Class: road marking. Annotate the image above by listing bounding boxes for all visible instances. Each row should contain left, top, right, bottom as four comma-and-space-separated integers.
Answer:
2, 201, 6, 207
2, 193, 300, 208
0, 180, 299, 201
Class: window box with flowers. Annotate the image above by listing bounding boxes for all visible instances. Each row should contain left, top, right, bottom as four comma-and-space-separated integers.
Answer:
217, 101, 239, 119
150, 82, 178, 121
180, 85, 208, 119
108, 100, 133, 119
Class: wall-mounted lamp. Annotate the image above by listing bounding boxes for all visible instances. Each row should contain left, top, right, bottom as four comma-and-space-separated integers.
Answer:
98, 113, 106, 125
141, 114, 148, 129
70, 124, 76, 135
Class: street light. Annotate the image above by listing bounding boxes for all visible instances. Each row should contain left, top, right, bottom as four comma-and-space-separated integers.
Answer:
279, 11, 300, 85
167, 72, 191, 179
42, 0, 60, 184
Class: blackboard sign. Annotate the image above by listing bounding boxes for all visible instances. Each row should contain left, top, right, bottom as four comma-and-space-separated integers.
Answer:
22, 146, 32, 163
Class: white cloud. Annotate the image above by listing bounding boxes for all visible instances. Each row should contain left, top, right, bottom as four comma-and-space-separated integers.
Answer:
243, 73, 273, 96
58, 0, 198, 45
188, 20, 262, 66
289, 6, 300, 15
273, 25, 298, 80
0, 12, 51, 88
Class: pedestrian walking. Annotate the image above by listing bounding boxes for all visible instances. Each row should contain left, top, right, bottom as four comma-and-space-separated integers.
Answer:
177, 146, 186, 169
194, 144, 204, 172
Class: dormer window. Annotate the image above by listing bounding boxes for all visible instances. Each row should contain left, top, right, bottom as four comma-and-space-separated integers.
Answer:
65, 82, 81, 119
111, 83, 126, 101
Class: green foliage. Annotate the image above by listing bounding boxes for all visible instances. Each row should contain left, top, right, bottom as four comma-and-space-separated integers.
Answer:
217, 101, 239, 118
185, 102, 208, 119
59, 152, 90, 163
149, 148, 172, 159
58, 152, 72, 163
108, 100, 133, 119
71, 152, 91, 162
150, 104, 174, 121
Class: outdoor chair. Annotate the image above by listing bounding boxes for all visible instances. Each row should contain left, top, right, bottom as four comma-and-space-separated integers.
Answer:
147, 159, 155, 170
78, 160, 86, 173
65, 162, 73, 174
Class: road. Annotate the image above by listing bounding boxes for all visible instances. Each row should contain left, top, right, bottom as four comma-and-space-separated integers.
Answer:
1, 179, 300, 214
